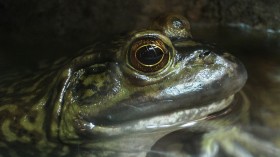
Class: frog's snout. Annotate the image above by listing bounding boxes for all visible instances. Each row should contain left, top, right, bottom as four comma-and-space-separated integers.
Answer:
223, 52, 248, 90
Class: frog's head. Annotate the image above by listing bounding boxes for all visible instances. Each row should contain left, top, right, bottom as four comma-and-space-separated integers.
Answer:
54, 14, 247, 146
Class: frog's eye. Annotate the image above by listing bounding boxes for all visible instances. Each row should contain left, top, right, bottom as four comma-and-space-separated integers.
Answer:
128, 37, 170, 73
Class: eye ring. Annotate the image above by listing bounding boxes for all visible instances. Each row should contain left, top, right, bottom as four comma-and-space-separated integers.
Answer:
128, 37, 170, 73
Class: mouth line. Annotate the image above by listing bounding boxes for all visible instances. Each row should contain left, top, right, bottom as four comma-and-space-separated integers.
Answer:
82, 94, 235, 137
206, 98, 236, 120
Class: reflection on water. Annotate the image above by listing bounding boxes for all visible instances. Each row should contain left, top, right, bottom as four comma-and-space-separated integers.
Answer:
1, 26, 280, 157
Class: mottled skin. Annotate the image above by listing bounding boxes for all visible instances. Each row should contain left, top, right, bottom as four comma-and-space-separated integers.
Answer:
0, 15, 247, 157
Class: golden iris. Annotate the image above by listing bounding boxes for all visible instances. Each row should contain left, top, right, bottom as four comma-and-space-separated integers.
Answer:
128, 37, 170, 73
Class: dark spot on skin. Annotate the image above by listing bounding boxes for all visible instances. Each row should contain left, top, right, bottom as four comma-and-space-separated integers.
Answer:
130, 91, 145, 99
0, 111, 7, 122
5, 141, 42, 156
17, 128, 28, 137
28, 133, 36, 143
72, 81, 86, 99
0, 93, 4, 99
98, 86, 109, 96
103, 80, 110, 85
27, 111, 37, 123
28, 131, 43, 144
13, 115, 20, 123
90, 84, 98, 91
158, 85, 165, 91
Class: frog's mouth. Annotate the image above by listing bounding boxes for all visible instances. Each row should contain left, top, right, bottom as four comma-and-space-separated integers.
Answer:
79, 94, 235, 137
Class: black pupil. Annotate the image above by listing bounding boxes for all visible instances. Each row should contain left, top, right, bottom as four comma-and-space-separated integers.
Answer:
136, 45, 164, 65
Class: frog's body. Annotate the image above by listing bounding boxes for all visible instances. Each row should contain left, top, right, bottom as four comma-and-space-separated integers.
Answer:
0, 14, 247, 157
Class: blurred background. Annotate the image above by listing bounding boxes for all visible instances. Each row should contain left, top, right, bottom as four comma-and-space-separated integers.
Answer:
0, 0, 279, 60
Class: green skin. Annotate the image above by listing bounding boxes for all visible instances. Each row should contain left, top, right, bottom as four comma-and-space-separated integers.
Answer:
0, 15, 247, 157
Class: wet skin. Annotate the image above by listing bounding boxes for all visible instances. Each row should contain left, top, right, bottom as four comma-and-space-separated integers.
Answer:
0, 14, 247, 156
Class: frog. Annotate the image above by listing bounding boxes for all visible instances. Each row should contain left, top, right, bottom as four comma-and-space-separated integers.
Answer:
0, 14, 247, 157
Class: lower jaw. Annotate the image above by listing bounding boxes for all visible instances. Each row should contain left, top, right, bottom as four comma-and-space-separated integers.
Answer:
80, 94, 237, 153
86, 94, 235, 137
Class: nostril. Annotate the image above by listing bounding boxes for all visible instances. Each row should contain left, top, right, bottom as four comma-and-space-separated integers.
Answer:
199, 50, 211, 58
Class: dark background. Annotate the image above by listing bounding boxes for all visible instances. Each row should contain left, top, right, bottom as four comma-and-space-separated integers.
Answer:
0, 0, 279, 61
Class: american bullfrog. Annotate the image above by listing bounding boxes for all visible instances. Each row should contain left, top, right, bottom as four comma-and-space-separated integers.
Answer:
0, 14, 247, 157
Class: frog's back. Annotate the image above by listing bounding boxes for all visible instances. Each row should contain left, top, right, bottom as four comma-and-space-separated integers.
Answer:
0, 49, 114, 156
0, 63, 63, 155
